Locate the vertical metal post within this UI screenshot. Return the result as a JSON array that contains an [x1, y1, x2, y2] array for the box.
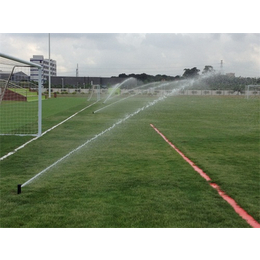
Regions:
[[97, 85, 100, 101], [38, 67, 42, 137], [48, 33, 51, 98], [220, 60, 223, 74], [246, 85, 249, 100]]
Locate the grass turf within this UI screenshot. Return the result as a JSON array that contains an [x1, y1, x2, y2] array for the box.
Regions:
[[0, 95, 259, 227], [0, 97, 89, 156], [9, 88, 45, 101]]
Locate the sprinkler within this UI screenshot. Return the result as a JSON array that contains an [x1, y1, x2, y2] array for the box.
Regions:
[[17, 184, 22, 194]]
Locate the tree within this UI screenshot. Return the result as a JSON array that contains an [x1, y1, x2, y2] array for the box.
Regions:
[[182, 67, 200, 78], [202, 65, 215, 74], [118, 73, 128, 78]]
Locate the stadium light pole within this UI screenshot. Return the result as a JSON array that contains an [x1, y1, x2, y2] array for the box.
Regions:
[[48, 33, 51, 98], [38, 67, 42, 136]]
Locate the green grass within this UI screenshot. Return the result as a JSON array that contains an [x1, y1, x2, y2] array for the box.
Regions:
[[0, 91, 48, 135], [0, 100, 38, 134], [0, 97, 88, 154], [9, 88, 45, 102], [9, 88, 31, 97], [0, 95, 259, 227]]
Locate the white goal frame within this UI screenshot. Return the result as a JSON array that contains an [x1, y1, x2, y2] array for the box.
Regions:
[[245, 85, 260, 99], [0, 52, 42, 137]]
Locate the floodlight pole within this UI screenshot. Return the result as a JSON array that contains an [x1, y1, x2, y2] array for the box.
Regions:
[[48, 33, 51, 98], [38, 67, 42, 137]]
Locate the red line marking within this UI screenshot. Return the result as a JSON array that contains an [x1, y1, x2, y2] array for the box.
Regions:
[[150, 124, 260, 228]]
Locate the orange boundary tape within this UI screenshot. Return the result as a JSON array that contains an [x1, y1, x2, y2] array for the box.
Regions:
[[150, 123, 260, 228]]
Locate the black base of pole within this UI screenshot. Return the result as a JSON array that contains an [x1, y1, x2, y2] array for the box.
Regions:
[[17, 184, 21, 194]]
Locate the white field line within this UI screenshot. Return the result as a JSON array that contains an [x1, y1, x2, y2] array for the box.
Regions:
[[21, 94, 169, 187], [0, 101, 98, 161]]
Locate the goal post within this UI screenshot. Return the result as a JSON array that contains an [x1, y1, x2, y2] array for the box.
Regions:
[[0, 52, 42, 137], [245, 85, 260, 99]]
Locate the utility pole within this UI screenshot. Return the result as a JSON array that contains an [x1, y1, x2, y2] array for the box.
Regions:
[[76, 64, 79, 77], [220, 60, 223, 74]]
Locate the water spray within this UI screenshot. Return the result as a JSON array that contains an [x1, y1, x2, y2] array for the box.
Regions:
[[93, 82, 169, 114], [19, 92, 169, 190], [18, 76, 213, 191], [103, 78, 137, 104], [93, 93, 137, 114]]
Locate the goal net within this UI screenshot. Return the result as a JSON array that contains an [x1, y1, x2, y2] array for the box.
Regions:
[[0, 53, 43, 136], [245, 85, 260, 99]]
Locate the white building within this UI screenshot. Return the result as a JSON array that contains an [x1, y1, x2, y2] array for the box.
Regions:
[[30, 55, 56, 83]]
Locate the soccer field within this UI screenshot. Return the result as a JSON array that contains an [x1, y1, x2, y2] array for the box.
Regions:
[[0, 94, 259, 227]]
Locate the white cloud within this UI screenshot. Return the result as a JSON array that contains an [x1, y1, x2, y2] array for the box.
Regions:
[[0, 33, 259, 78]]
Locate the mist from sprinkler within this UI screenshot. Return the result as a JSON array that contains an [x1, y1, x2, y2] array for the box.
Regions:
[[103, 77, 137, 104], [93, 81, 169, 114]]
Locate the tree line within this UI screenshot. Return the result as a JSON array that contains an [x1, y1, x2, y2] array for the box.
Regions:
[[115, 66, 260, 91]]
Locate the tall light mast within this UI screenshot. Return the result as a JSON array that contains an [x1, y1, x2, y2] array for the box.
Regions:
[[48, 33, 51, 98]]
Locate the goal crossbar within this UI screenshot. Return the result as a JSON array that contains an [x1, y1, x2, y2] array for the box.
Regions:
[[0, 52, 42, 68]]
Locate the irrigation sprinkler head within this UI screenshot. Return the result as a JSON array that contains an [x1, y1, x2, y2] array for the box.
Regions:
[[93, 111, 95, 114], [17, 184, 21, 194]]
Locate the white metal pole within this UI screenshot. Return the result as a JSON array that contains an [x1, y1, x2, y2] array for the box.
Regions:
[[48, 33, 51, 98], [0, 52, 41, 68], [97, 85, 100, 101], [38, 67, 42, 137]]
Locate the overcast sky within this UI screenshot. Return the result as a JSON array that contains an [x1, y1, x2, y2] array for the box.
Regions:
[[1, 33, 259, 78]]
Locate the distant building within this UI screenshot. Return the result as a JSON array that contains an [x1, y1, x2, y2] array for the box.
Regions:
[[0, 71, 30, 81], [12, 71, 30, 82], [30, 55, 56, 83], [226, 73, 235, 77], [0, 71, 9, 80]]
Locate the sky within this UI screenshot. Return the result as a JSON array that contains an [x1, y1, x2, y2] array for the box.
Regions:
[[1, 33, 259, 78]]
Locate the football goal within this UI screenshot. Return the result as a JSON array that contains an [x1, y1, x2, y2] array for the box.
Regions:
[[245, 85, 260, 99], [0, 53, 43, 136]]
